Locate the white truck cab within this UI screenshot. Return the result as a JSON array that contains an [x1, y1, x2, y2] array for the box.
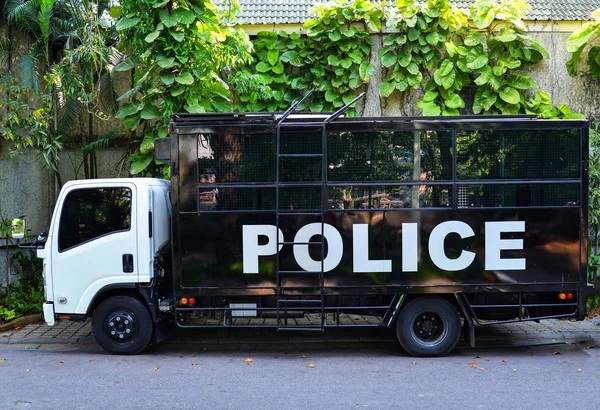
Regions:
[[37, 178, 170, 336]]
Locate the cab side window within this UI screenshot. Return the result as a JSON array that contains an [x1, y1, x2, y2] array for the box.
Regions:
[[58, 188, 132, 252]]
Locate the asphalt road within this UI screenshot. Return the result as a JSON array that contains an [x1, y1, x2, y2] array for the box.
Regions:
[[1, 341, 599, 409]]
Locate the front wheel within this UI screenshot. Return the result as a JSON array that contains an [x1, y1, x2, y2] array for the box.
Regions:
[[396, 296, 461, 357], [92, 296, 153, 355]]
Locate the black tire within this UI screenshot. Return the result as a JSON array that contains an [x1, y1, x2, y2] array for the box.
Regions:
[[396, 296, 461, 357], [92, 296, 153, 355]]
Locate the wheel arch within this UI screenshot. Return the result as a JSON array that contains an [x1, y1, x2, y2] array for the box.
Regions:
[[86, 284, 146, 317]]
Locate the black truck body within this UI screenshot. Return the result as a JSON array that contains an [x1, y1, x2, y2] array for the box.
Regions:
[[157, 112, 589, 356]]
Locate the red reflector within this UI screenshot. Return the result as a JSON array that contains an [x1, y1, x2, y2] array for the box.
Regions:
[[58, 315, 70, 319], [189, 298, 196, 306], [567, 292, 574, 300]]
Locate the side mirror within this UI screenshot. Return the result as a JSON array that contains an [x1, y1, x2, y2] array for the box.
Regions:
[[11, 218, 25, 240], [36, 232, 48, 244]]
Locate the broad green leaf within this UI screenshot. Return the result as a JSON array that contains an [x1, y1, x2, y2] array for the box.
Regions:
[[509, 74, 538, 90], [422, 90, 438, 102], [171, 87, 185, 97], [408, 28, 420, 42], [158, 127, 168, 138], [115, 17, 140, 31], [279, 50, 295, 63], [464, 32, 486, 47], [445, 41, 458, 57], [406, 62, 419, 75], [381, 51, 397, 68], [267, 50, 279, 66], [342, 93, 357, 105], [406, 72, 422, 88], [156, 56, 176, 69], [145, 30, 161, 43], [566, 49, 582, 77], [493, 29, 517, 43], [115, 101, 143, 119], [178, 10, 195, 24], [256, 62, 271, 73], [417, 101, 441, 116], [340, 58, 353, 69], [328, 55, 340, 67], [328, 29, 342, 42], [426, 32, 440, 46], [442, 108, 460, 116], [151, 0, 169, 8], [141, 105, 162, 120], [437, 60, 454, 77], [379, 81, 396, 97], [444, 93, 465, 109], [349, 71, 361, 88], [499, 87, 520, 104], [123, 114, 141, 130], [589, 46, 600, 78], [473, 7, 495, 29], [325, 89, 337, 102], [140, 134, 155, 154], [359, 62, 375, 82], [466, 50, 488, 70], [116, 87, 139, 102], [310, 102, 324, 112], [398, 53, 411, 68], [159, 10, 178, 28], [130, 155, 153, 175], [115, 57, 139, 72], [474, 66, 493, 86], [566, 23, 596, 53], [175, 72, 194, 85], [396, 80, 408, 92], [169, 29, 184, 42], [271, 61, 284, 74]]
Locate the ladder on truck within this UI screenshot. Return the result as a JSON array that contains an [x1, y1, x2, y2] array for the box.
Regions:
[[274, 90, 365, 331]]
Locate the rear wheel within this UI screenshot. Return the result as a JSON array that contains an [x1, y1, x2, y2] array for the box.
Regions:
[[396, 296, 461, 357], [92, 296, 153, 355]]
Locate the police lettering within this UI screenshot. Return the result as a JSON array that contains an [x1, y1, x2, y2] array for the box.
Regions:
[[242, 221, 525, 274]]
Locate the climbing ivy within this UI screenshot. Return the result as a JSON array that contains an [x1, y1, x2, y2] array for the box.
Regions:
[[236, 0, 580, 120], [566, 9, 600, 78], [113, 0, 252, 175], [235, 0, 384, 114]]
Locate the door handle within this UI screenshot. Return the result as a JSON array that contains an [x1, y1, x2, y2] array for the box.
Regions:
[[123, 254, 134, 273]]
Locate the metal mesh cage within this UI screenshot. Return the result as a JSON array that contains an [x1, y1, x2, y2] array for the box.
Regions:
[[327, 185, 451, 209], [456, 129, 580, 180], [198, 187, 276, 211], [327, 130, 453, 182], [197, 132, 276, 184], [457, 183, 580, 208]]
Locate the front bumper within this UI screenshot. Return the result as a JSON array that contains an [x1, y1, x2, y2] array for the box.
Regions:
[[43, 302, 55, 326]]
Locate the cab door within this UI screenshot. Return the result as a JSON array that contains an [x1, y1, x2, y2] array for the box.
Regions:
[[50, 183, 138, 315]]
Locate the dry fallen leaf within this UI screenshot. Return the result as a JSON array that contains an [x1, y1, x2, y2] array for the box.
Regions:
[[15, 326, 22, 330], [191, 363, 198, 366], [26, 369, 30, 372], [479, 367, 485, 371], [586, 346, 595, 350], [58, 360, 64, 364], [469, 362, 477, 369], [307, 364, 315, 368], [412, 361, 417, 365], [552, 352, 561, 356], [0, 358, 5, 362], [244, 358, 254, 363], [89, 360, 95, 363], [502, 360, 507, 364], [153, 367, 159, 371]]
